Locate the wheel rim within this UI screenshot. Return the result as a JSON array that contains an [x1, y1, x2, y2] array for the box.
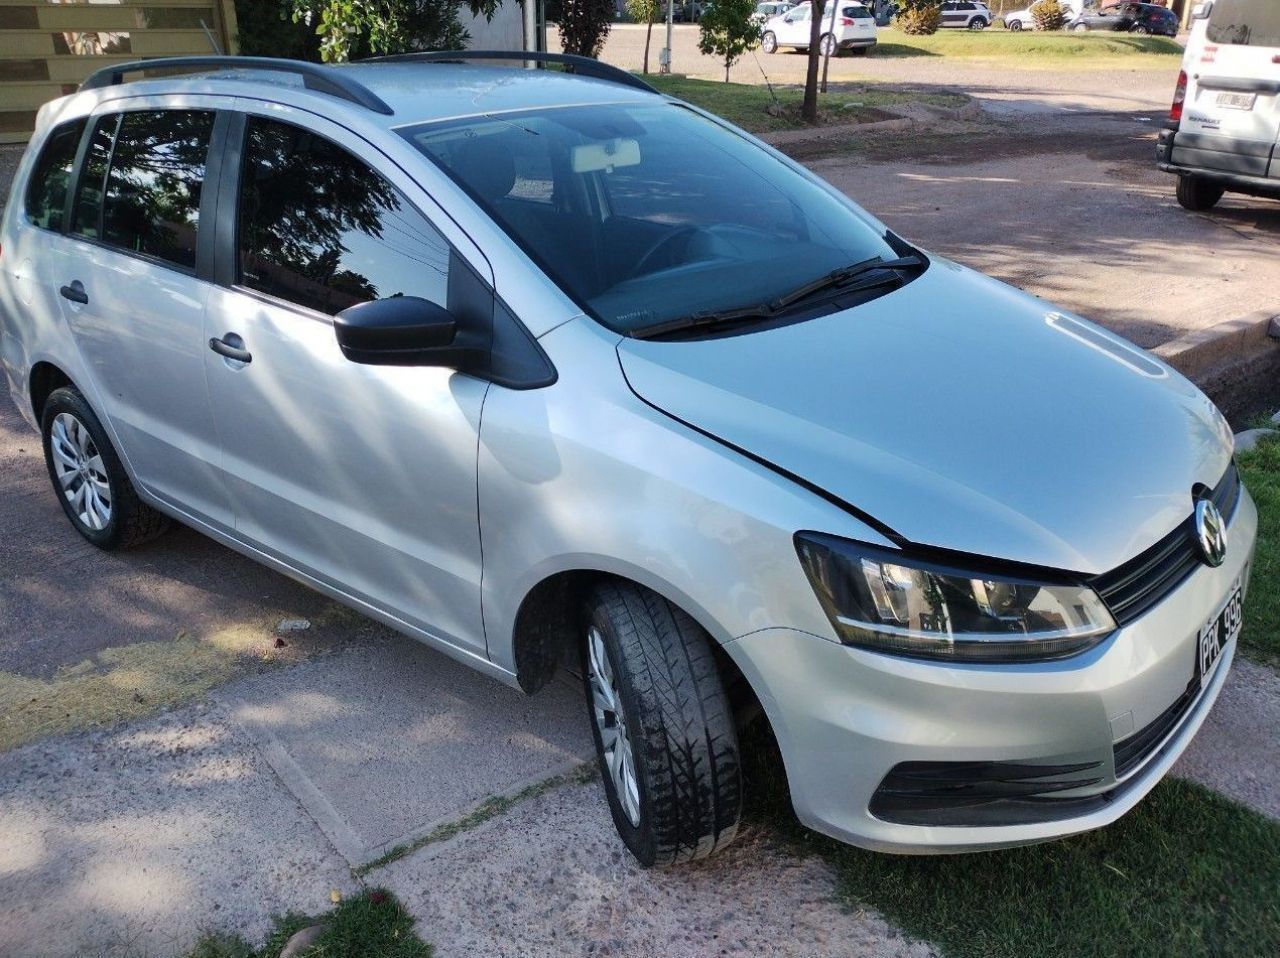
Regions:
[[821, 36, 834, 54], [763, 32, 775, 51], [50, 412, 112, 531], [587, 625, 641, 827]]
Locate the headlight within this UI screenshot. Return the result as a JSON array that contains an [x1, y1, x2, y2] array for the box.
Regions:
[[795, 532, 1116, 663]]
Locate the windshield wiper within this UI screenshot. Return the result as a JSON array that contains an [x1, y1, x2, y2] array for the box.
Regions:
[[627, 255, 925, 341], [767, 254, 924, 312]]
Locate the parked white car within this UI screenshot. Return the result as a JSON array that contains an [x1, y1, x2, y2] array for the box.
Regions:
[[1002, 0, 1085, 30], [761, 1, 878, 55], [939, 0, 993, 29], [752, 1, 795, 25]]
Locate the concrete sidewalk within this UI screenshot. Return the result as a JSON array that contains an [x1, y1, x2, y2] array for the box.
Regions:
[[1, 617, 1277, 958]]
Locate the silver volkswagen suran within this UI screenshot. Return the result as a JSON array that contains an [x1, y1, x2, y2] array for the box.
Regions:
[[0, 53, 1255, 865]]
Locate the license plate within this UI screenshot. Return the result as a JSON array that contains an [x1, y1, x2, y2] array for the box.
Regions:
[[1198, 578, 1242, 689], [1216, 92, 1256, 111]]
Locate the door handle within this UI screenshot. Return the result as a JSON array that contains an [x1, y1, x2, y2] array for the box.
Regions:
[[209, 333, 252, 364], [59, 280, 88, 305]]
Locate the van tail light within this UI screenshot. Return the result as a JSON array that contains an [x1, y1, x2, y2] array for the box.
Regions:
[[1169, 70, 1187, 127], [840, 16, 854, 24]]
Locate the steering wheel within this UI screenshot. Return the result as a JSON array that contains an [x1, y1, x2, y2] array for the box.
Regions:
[[631, 226, 701, 279]]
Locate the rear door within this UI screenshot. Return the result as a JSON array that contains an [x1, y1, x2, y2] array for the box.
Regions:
[[1179, 0, 1280, 178], [202, 106, 489, 656], [59, 104, 234, 528]]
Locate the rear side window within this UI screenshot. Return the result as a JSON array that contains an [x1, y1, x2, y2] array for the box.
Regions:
[[1208, 0, 1280, 46], [236, 116, 451, 316], [101, 110, 215, 269], [71, 114, 117, 240], [24, 118, 85, 231]]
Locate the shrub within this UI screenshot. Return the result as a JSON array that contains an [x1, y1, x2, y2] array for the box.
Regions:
[[895, 1, 941, 35], [1030, 0, 1067, 30]]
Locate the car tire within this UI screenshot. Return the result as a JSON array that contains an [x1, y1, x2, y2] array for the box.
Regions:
[[819, 33, 838, 56], [1176, 174, 1225, 211], [1072, 21, 1089, 31], [41, 386, 170, 550], [1130, 23, 1150, 34], [969, 17, 988, 30], [1007, 18, 1023, 30], [761, 30, 778, 53], [581, 581, 742, 867]]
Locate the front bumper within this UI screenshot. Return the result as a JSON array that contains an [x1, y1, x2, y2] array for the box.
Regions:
[[725, 487, 1258, 853]]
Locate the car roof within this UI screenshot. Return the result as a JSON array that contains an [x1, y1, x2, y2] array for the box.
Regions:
[[71, 59, 664, 131]]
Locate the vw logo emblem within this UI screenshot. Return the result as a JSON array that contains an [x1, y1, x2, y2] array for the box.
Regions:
[[1194, 499, 1227, 568]]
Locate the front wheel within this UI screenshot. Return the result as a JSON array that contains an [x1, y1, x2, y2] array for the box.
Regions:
[[1072, 21, 1089, 31], [581, 581, 742, 866], [1176, 174, 1225, 211], [969, 17, 988, 30], [41, 386, 170, 550], [1007, 18, 1023, 30], [761, 30, 778, 53]]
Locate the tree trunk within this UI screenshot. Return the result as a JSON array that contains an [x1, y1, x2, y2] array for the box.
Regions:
[[802, 0, 826, 121], [643, 17, 653, 73], [725, 57, 730, 82]]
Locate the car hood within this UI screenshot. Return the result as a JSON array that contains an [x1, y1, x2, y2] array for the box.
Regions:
[[616, 261, 1234, 575]]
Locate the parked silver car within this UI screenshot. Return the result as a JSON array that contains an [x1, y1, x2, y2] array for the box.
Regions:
[[0, 53, 1255, 866]]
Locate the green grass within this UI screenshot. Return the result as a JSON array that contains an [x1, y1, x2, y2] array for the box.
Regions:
[[643, 74, 967, 133], [184, 889, 431, 958], [743, 728, 1280, 958], [1238, 433, 1280, 665], [872, 25, 1184, 61]]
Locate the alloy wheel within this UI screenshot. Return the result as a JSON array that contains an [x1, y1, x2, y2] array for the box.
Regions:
[[50, 412, 112, 531], [587, 625, 641, 827]]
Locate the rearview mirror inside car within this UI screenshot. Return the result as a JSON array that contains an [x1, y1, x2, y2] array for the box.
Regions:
[[333, 296, 458, 366], [571, 138, 641, 174]]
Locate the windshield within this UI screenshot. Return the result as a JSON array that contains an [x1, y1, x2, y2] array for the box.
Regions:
[[400, 102, 902, 335]]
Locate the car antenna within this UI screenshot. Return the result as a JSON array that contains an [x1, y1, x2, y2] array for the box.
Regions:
[[199, 19, 223, 55]]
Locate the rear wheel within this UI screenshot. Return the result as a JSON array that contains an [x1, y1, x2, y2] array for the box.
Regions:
[[581, 581, 742, 866], [41, 386, 170, 550], [1072, 21, 1089, 31], [1176, 174, 1225, 211], [1007, 18, 1023, 30], [969, 17, 988, 30], [761, 30, 778, 53], [1130, 22, 1150, 34], [819, 33, 838, 55]]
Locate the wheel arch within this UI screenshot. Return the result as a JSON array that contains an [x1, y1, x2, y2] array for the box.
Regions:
[[28, 360, 74, 423]]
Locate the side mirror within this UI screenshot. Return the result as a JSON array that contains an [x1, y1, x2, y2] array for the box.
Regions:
[[333, 296, 458, 366], [1192, 1, 1211, 19]]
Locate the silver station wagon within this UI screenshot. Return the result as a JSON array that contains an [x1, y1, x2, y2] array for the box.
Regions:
[[0, 53, 1256, 866]]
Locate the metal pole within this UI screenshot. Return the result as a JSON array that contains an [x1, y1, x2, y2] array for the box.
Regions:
[[523, 0, 538, 67], [661, 0, 674, 74]]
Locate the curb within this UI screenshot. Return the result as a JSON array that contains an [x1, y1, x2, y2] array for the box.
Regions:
[[1152, 309, 1280, 426]]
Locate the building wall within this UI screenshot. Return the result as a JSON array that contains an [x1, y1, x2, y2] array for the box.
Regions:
[[0, 0, 238, 143]]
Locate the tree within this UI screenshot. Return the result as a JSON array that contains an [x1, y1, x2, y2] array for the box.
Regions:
[[287, 0, 503, 62], [698, 0, 762, 82], [801, 0, 827, 121], [559, 0, 615, 58], [625, 0, 661, 73], [1030, 0, 1067, 30]]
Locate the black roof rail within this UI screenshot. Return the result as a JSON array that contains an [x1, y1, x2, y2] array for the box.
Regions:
[[78, 56, 395, 116], [360, 50, 659, 94]]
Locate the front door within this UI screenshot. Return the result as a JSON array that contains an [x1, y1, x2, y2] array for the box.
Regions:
[[203, 109, 489, 655], [778, 4, 812, 44]]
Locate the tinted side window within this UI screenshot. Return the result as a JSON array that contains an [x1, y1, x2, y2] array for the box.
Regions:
[[237, 117, 450, 316], [24, 118, 85, 231], [100, 110, 214, 269], [71, 114, 117, 239]]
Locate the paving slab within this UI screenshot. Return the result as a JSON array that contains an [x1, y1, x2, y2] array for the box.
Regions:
[[214, 632, 593, 868], [378, 778, 937, 958], [0, 703, 357, 958], [1175, 657, 1280, 821]]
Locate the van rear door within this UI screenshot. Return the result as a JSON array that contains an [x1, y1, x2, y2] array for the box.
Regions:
[[1176, 0, 1280, 179]]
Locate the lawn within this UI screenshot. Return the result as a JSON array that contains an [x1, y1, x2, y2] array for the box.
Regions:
[[643, 73, 967, 134], [871, 25, 1184, 62], [1238, 433, 1280, 665]]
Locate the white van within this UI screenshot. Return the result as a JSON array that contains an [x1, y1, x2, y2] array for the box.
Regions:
[[1156, 0, 1280, 210]]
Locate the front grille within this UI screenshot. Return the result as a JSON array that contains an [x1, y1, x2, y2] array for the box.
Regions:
[[1090, 463, 1240, 627], [1113, 676, 1199, 780], [869, 759, 1104, 826]]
